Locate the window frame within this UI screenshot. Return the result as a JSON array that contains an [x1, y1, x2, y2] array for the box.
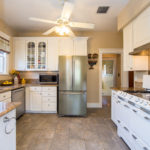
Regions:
[[0, 52, 9, 75]]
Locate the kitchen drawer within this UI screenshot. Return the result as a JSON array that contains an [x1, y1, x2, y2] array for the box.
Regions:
[[118, 124, 132, 149], [3, 98, 11, 103], [30, 87, 41, 92], [131, 131, 150, 150], [42, 102, 56, 112], [42, 91, 56, 97], [0, 91, 11, 101], [42, 97, 56, 103], [42, 87, 57, 92]]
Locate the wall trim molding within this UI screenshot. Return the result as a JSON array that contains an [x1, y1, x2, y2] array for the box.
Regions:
[[87, 103, 101, 108]]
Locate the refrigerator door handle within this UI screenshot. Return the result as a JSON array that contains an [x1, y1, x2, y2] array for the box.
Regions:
[[59, 91, 86, 95]]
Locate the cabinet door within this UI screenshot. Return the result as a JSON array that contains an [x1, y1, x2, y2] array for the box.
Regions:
[[59, 37, 74, 56], [26, 41, 36, 70], [74, 37, 87, 56], [13, 38, 26, 71], [47, 38, 59, 71], [111, 91, 117, 124], [30, 91, 42, 111], [123, 23, 133, 71], [37, 41, 47, 70], [133, 6, 150, 48]]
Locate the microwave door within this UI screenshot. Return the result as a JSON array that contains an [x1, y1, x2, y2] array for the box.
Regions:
[[59, 56, 73, 91]]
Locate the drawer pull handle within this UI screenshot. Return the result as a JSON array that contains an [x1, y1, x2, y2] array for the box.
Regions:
[[3, 117, 16, 123], [132, 109, 137, 113], [124, 104, 129, 109], [144, 116, 150, 121], [5, 126, 14, 135], [132, 134, 137, 140], [123, 127, 129, 132], [117, 120, 120, 123]]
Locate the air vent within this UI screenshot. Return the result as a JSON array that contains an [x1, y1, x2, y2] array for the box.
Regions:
[[97, 6, 109, 14]]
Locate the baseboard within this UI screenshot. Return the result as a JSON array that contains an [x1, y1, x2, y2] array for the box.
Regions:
[[87, 103, 102, 108]]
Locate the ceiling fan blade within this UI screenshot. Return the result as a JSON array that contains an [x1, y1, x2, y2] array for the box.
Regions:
[[69, 22, 95, 29], [61, 2, 74, 20], [43, 26, 56, 35], [68, 28, 75, 37], [29, 17, 57, 24]]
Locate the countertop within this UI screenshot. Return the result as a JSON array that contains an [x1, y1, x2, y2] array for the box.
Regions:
[[0, 102, 21, 117], [0, 83, 58, 93], [112, 87, 150, 101]]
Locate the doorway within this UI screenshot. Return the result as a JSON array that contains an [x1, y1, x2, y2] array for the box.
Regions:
[[102, 54, 121, 106], [99, 49, 128, 108]]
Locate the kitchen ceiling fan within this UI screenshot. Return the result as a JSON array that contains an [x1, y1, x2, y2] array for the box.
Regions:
[[29, 1, 95, 36]]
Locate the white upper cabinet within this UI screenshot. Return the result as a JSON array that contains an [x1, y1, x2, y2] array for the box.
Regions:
[[58, 37, 74, 56], [13, 37, 88, 71], [133, 6, 150, 49], [47, 38, 59, 71], [73, 37, 88, 56], [26, 39, 47, 71], [58, 37, 88, 56], [123, 22, 134, 71], [13, 38, 26, 71]]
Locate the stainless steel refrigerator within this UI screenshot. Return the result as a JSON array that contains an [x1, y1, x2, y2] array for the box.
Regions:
[[58, 56, 87, 116]]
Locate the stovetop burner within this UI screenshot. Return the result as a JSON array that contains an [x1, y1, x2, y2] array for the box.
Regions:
[[123, 90, 150, 94]]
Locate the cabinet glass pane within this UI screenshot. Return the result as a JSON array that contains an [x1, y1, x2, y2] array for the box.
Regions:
[[27, 42, 36, 69], [38, 42, 46, 69]]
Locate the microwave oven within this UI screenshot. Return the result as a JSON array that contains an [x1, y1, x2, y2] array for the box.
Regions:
[[39, 73, 59, 84]]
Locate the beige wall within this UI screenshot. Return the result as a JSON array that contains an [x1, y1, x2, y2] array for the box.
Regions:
[[14, 31, 123, 103], [118, 0, 150, 30], [0, 19, 16, 80]]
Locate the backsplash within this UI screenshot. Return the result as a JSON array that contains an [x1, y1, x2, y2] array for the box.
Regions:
[[134, 71, 148, 88]]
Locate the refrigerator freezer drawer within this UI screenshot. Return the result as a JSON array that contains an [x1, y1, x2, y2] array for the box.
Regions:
[[59, 92, 87, 116]]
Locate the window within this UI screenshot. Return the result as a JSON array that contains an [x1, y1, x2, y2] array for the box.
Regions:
[[0, 52, 7, 74]]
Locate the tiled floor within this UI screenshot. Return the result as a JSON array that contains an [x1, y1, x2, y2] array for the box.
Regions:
[[16, 99, 130, 150]]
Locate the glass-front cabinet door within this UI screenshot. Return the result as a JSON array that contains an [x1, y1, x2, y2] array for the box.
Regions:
[[38, 42, 46, 70], [27, 42, 36, 70], [26, 40, 47, 70]]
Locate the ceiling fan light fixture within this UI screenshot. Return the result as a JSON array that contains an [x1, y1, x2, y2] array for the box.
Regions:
[[55, 25, 71, 35]]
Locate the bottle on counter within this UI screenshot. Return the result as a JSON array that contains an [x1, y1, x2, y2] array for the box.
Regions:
[[21, 78, 26, 84]]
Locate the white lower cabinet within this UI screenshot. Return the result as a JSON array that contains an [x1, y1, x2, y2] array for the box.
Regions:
[[0, 91, 11, 103], [27, 86, 57, 113], [0, 110, 16, 150], [111, 90, 150, 150], [30, 91, 42, 111]]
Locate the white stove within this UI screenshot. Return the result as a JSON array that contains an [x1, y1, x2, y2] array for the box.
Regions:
[[116, 90, 150, 114]]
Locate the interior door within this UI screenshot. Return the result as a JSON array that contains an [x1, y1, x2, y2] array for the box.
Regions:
[[59, 56, 73, 91], [73, 56, 87, 91]]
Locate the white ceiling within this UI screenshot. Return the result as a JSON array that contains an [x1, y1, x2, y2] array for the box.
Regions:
[[0, 0, 129, 32]]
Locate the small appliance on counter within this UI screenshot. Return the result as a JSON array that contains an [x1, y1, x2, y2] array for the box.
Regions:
[[39, 72, 59, 85]]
